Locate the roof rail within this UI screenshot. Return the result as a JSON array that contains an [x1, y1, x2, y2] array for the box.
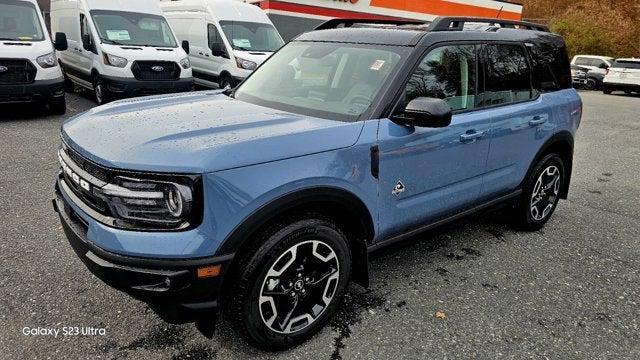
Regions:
[[428, 17, 549, 32], [314, 18, 427, 31]]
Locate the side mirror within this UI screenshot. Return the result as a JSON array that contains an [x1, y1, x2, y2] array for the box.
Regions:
[[181, 40, 190, 55], [599, 63, 609, 69], [54, 32, 68, 51], [210, 42, 228, 58], [393, 97, 452, 128]]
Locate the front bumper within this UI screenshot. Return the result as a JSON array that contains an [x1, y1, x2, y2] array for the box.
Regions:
[[101, 75, 194, 98], [0, 77, 64, 104], [53, 180, 232, 322]]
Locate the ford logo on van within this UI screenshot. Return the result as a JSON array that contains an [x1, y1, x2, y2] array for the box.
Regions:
[[151, 66, 164, 72], [0, 66, 8, 73]]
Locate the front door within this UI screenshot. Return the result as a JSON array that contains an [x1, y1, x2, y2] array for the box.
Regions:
[[377, 44, 491, 239]]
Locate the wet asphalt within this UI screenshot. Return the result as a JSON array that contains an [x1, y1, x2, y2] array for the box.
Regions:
[[0, 90, 638, 359]]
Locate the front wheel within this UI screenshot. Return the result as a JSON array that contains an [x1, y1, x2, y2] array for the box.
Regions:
[[584, 78, 597, 91], [514, 153, 565, 231], [227, 217, 351, 350], [219, 75, 234, 91], [93, 76, 111, 105]]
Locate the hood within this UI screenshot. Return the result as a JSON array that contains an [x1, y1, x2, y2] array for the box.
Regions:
[[1, 40, 53, 60], [232, 49, 273, 66], [62, 91, 364, 173], [100, 43, 188, 62]]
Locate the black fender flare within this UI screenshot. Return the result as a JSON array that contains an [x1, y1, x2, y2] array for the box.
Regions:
[[216, 187, 375, 288], [522, 130, 574, 199]]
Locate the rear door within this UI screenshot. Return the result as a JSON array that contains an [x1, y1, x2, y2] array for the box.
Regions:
[[479, 43, 554, 199]]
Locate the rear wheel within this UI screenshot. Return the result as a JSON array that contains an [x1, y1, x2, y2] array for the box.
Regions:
[[514, 153, 565, 231], [227, 216, 351, 350]]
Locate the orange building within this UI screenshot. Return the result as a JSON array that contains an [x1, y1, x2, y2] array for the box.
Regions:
[[247, 0, 524, 40]]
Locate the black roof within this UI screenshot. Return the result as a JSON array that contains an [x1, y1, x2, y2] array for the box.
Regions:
[[296, 17, 555, 47]]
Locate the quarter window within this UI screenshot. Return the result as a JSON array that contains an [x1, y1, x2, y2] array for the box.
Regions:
[[482, 44, 533, 106], [403, 45, 477, 112]]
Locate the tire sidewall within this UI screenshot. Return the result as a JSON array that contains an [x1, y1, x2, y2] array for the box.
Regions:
[[240, 219, 351, 349], [521, 154, 565, 229]]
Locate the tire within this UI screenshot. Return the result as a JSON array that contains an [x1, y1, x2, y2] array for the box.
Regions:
[[219, 75, 234, 90], [514, 153, 565, 231], [49, 96, 66, 115], [603, 86, 612, 95], [227, 216, 352, 350], [93, 76, 110, 105], [584, 78, 597, 91]]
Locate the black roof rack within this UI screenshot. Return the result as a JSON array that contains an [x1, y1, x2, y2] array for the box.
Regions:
[[428, 17, 549, 32], [314, 18, 427, 31]]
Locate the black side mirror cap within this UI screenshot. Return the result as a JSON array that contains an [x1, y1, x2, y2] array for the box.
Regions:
[[210, 42, 229, 59], [54, 32, 68, 51], [181, 40, 190, 55], [393, 97, 452, 128], [81, 34, 92, 51]]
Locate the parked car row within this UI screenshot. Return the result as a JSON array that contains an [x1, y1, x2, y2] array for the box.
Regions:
[[0, 0, 283, 113]]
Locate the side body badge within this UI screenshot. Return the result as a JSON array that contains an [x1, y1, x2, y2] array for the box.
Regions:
[[392, 181, 405, 196]]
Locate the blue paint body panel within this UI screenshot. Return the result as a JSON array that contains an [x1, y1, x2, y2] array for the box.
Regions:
[[58, 80, 581, 260]]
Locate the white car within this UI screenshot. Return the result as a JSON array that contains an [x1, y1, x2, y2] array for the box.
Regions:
[[51, 0, 193, 105], [603, 58, 640, 95], [571, 55, 615, 90], [0, 0, 68, 114], [160, 0, 285, 90]]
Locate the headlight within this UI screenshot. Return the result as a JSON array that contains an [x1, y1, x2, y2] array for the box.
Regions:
[[36, 52, 57, 68], [179, 57, 191, 69], [103, 52, 128, 68], [236, 57, 257, 71], [95, 176, 197, 229]]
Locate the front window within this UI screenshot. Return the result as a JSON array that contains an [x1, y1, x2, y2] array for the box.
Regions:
[[90, 10, 177, 48], [220, 21, 284, 52], [234, 42, 405, 122], [0, 0, 44, 41]]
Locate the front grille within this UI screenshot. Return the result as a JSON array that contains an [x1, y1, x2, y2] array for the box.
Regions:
[[0, 59, 37, 84], [131, 61, 180, 81], [64, 145, 110, 183], [60, 145, 112, 214]]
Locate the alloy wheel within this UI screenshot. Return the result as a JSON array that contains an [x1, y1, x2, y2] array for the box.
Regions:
[[258, 240, 340, 334], [530, 165, 561, 221]]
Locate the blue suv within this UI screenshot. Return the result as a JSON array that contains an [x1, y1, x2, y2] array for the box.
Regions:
[[54, 17, 582, 349]]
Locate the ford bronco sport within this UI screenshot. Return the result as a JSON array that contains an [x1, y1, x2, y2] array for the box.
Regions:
[[54, 17, 582, 349]]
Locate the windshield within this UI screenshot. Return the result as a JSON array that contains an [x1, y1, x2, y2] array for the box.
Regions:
[[612, 60, 640, 69], [220, 21, 283, 52], [0, 0, 44, 41], [90, 10, 177, 47], [235, 42, 405, 121]]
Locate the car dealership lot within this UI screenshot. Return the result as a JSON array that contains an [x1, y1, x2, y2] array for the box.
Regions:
[[1, 91, 638, 359]]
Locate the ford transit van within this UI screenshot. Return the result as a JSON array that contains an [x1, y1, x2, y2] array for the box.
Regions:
[[0, 0, 68, 114], [160, 0, 284, 89], [51, 0, 193, 104]]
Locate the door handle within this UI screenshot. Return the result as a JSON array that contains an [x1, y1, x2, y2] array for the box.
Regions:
[[529, 116, 547, 127], [460, 130, 485, 143]]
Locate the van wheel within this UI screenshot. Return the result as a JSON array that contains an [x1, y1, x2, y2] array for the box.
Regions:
[[514, 153, 565, 231], [219, 75, 234, 90], [93, 77, 110, 105], [49, 96, 66, 115], [227, 216, 351, 350]]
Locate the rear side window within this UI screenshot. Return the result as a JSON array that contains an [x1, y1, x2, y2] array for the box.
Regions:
[[527, 36, 572, 92], [611, 60, 640, 69], [481, 44, 533, 106], [574, 57, 592, 66]]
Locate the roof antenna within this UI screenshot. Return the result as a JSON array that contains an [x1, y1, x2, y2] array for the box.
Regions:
[[496, 6, 503, 19]]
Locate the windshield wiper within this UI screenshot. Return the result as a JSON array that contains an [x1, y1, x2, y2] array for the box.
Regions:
[[0, 37, 19, 41]]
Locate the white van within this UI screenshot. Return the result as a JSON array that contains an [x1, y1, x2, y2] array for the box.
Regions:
[[51, 0, 193, 105], [0, 0, 68, 114], [160, 0, 284, 89]]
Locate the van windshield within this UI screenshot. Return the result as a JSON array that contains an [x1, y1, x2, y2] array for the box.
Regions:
[[220, 21, 284, 52], [0, 0, 44, 41], [91, 10, 177, 48], [234, 42, 405, 122]]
